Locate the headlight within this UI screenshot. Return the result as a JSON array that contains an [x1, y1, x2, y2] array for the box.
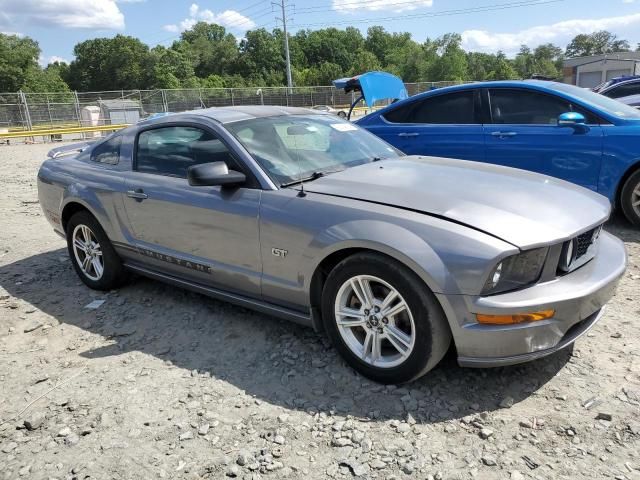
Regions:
[[482, 247, 548, 295]]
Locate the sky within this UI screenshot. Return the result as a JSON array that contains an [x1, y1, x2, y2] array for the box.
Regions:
[[1, 0, 639, 66]]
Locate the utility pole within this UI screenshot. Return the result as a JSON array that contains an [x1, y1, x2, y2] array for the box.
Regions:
[[273, 0, 293, 91]]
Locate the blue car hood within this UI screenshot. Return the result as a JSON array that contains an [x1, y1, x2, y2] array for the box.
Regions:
[[305, 156, 611, 249]]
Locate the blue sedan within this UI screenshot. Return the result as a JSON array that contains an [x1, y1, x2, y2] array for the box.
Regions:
[[356, 80, 640, 226]]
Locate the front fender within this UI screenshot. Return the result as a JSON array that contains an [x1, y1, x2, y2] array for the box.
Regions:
[[306, 220, 454, 294]]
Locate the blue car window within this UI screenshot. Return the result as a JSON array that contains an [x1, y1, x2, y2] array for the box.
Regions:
[[384, 91, 477, 124], [488, 89, 598, 125]]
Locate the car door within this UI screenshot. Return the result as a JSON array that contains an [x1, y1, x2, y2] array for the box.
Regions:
[[483, 88, 604, 191], [122, 124, 262, 297], [364, 89, 485, 161]]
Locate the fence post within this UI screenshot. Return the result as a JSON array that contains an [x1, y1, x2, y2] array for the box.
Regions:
[[161, 89, 169, 113], [230, 88, 235, 106], [18, 90, 33, 132], [73, 91, 82, 127]]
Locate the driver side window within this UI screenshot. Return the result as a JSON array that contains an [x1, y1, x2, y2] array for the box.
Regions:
[[136, 126, 238, 178]]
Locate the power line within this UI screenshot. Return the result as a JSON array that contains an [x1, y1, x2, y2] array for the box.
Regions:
[[294, 0, 434, 13], [293, 0, 567, 27]]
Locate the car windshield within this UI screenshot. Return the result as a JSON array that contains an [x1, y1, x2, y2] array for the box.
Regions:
[[553, 83, 640, 119], [226, 114, 401, 186]]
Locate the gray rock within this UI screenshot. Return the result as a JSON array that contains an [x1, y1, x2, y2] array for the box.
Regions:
[[64, 433, 80, 446], [179, 431, 194, 441], [226, 465, 240, 477], [482, 455, 497, 466], [479, 428, 494, 439], [197, 424, 210, 435], [596, 413, 613, 421], [401, 462, 415, 474], [1, 442, 17, 453], [23, 321, 43, 333], [499, 396, 515, 408], [510, 471, 525, 480], [273, 434, 286, 445], [24, 412, 45, 430], [369, 459, 386, 470], [57, 427, 72, 437], [237, 451, 252, 466]]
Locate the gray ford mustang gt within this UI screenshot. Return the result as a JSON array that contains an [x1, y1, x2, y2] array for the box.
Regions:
[[38, 106, 627, 383]]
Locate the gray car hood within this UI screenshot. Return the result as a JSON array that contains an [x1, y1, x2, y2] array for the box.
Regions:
[[305, 156, 611, 249]]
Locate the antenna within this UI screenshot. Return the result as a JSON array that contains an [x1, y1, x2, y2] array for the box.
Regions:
[[290, 124, 306, 197]]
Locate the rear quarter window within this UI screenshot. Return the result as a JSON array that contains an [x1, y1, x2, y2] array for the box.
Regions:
[[91, 136, 121, 165]]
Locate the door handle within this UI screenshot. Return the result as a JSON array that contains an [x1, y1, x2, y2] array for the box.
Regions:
[[126, 189, 148, 200], [491, 131, 518, 138], [398, 132, 419, 137]]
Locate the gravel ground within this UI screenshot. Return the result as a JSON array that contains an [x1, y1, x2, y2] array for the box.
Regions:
[[0, 142, 639, 480]]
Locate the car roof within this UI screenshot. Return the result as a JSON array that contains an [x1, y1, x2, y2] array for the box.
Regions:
[[157, 105, 321, 124]]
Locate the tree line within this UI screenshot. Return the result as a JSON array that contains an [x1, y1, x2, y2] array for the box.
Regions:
[[0, 25, 635, 93]]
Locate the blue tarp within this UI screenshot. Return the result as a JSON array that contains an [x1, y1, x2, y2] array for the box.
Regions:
[[332, 71, 408, 107]]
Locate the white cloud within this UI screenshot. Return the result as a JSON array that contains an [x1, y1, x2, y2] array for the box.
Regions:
[[1, 0, 124, 30], [163, 3, 255, 33], [38, 55, 69, 66], [462, 13, 640, 55], [332, 0, 432, 13]]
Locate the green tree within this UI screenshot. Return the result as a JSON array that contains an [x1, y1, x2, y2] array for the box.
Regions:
[[23, 65, 70, 92], [150, 46, 196, 89], [66, 35, 153, 91], [485, 52, 519, 80], [176, 22, 238, 78], [237, 28, 284, 85], [427, 34, 469, 81], [0, 34, 41, 92], [566, 30, 630, 57]]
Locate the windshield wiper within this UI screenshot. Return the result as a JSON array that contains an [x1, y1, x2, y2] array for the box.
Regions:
[[280, 168, 344, 188]]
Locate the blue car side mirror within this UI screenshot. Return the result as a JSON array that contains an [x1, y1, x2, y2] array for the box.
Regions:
[[558, 112, 587, 127]]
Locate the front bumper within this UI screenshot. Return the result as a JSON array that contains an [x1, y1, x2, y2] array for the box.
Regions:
[[436, 231, 627, 368]]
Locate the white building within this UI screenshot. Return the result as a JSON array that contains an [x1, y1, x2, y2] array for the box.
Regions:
[[563, 52, 640, 88]]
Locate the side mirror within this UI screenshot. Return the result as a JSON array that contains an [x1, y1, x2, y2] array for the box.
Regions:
[[558, 112, 587, 128], [187, 161, 246, 187]]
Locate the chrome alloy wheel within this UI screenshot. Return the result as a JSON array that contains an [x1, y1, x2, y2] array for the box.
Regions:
[[632, 182, 640, 218], [334, 275, 416, 368], [72, 224, 104, 281]]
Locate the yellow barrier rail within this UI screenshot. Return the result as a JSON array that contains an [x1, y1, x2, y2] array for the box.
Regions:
[[0, 124, 130, 140]]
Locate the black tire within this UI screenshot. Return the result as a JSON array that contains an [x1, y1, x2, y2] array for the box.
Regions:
[[620, 169, 640, 227], [66, 211, 129, 290], [337, 111, 347, 118], [321, 252, 451, 384]]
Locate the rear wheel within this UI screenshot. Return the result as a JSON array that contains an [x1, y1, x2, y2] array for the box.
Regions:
[[66, 211, 128, 290], [621, 170, 640, 227], [322, 253, 451, 384]]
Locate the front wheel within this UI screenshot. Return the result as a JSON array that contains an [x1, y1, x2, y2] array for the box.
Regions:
[[322, 253, 451, 384], [621, 170, 640, 227]]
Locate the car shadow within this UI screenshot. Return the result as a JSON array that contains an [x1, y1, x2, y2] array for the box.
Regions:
[[2, 244, 580, 424]]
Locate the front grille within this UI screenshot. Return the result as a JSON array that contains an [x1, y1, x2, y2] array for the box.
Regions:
[[557, 224, 602, 275], [575, 227, 600, 260]]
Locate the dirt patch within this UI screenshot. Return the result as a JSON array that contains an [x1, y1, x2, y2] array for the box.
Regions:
[[1, 142, 639, 479]]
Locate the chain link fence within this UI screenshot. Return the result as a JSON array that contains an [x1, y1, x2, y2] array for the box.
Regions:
[[0, 82, 464, 132]]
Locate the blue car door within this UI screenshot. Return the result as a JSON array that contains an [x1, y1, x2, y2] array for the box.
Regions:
[[363, 89, 485, 161], [483, 88, 603, 191]]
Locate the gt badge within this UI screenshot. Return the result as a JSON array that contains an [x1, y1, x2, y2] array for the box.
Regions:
[[272, 248, 288, 258]]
